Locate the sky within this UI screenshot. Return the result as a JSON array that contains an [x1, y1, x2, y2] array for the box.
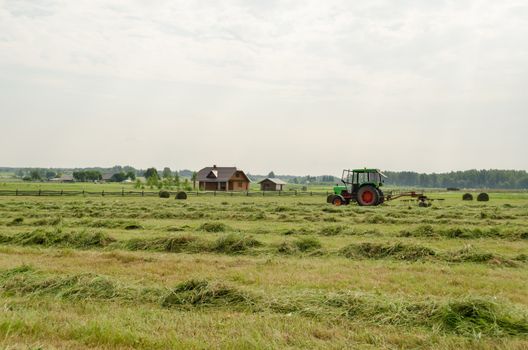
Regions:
[[0, 0, 527, 175]]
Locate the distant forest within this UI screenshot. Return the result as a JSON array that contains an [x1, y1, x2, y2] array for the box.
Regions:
[[383, 169, 528, 189], [1, 167, 528, 189]]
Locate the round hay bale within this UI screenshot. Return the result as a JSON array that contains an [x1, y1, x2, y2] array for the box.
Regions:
[[326, 194, 336, 204], [159, 190, 170, 198], [477, 192, 489, 201], [175, 191, 187, 200], [462, 193, 473, 201]]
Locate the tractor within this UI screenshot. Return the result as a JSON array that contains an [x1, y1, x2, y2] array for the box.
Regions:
[[327, 169, 430, 207]]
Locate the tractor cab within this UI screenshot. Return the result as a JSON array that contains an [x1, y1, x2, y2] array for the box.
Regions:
[[330, 168, 387, 206]]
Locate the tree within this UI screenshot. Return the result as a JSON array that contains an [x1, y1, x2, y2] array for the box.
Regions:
[[191, 171, 197, 190], [173, 173, 180, 189], [145, 168, 159, 180], [30, 170, 42, 181], [126, 171, 136, 180], [268, 171, 276, 178], [110, 172, 127, 182], [147, 174, 159, 189], [162, 167, 173, 179]]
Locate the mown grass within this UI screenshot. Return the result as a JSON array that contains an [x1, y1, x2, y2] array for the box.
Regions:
[[0, 193, 527, 348]]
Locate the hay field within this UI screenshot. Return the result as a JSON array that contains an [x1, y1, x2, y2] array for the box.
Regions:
[[0, 193, 527, 349]]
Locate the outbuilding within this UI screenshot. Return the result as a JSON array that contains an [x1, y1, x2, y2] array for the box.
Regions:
[[258, 178, 287, 191]]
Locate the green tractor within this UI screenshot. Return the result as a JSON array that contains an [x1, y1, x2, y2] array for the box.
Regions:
[[327, 168, 430, 207], [327, 169, 386, 206]]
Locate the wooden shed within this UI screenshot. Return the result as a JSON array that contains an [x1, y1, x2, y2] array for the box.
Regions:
[[258, 178, 287, 191], [196, 165, 250, 191]]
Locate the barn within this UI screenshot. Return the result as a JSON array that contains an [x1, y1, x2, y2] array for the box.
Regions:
[[258, 178, 287, 191], [196, 165, 250, 191]]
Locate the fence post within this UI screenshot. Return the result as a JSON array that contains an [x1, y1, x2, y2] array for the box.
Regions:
[[122, 189, 124, 197], [61, 190, 63, 196], [82, 190, 85, 197], [38, 189, 41, 196], [15, 189, 18, 196], [141, 191, 144, 197], [310, 191, 312, 196], [295, 190, 297, 196]]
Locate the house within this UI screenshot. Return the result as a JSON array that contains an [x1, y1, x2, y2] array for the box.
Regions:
[[196, 165, 250, 191], [258, 178, 287, 191], [49, 174, 74, 183]]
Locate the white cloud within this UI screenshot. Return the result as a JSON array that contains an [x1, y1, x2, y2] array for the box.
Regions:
[[0, 0, 527, 173]]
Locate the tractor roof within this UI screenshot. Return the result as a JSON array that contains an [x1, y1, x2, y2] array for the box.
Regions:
[[351, 168, 387, 177]]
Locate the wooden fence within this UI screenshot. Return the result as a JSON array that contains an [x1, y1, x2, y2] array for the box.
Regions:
[[0, 190, 331, 197]]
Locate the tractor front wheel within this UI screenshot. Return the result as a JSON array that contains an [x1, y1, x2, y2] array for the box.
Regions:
[[357, 186, 380, 206], [332, 196, 345, 206]]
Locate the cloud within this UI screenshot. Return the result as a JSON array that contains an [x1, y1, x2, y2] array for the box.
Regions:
[[0, 0, 527, 172]]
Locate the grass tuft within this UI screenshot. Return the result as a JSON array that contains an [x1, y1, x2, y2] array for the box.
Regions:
[[198, 222, 229, 233], [161, 279, 257, 309], [341, 242, 436, 261]]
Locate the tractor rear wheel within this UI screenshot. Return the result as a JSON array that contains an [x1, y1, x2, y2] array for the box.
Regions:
[[332, 196, 345, 206], [357, 186, 380, 206]]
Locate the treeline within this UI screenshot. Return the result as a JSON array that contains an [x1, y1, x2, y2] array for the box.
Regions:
[[384, 169, 528, 189], [0, 166, 194, 181]]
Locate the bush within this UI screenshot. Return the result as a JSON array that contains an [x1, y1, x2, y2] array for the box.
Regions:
[[176, 191, 187, 200], [159, 190, 170, 198], [477, 193, 489, 201], [462, 193, 473, 201]]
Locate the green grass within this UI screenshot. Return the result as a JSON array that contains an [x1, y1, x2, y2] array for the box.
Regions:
[[0, 192, 527, 348]]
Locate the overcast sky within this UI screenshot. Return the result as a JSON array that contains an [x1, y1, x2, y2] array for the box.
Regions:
[[0, 0, 527, 175]]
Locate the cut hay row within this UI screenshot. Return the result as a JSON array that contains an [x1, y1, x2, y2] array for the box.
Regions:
[[1, 265, 527, 338], [0, 230, 525, 267]]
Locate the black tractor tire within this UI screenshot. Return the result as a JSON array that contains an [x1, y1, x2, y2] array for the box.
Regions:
[[377, 189, 385, 205], [327, 194, 336, 204], [357, 186, 380, 206], [332, 195, 345, 206]]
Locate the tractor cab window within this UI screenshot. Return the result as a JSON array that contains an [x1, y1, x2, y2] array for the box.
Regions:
[[367, 172, 381, 183], [357, 172, 368, 183], [357, 172, 381, 184]]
